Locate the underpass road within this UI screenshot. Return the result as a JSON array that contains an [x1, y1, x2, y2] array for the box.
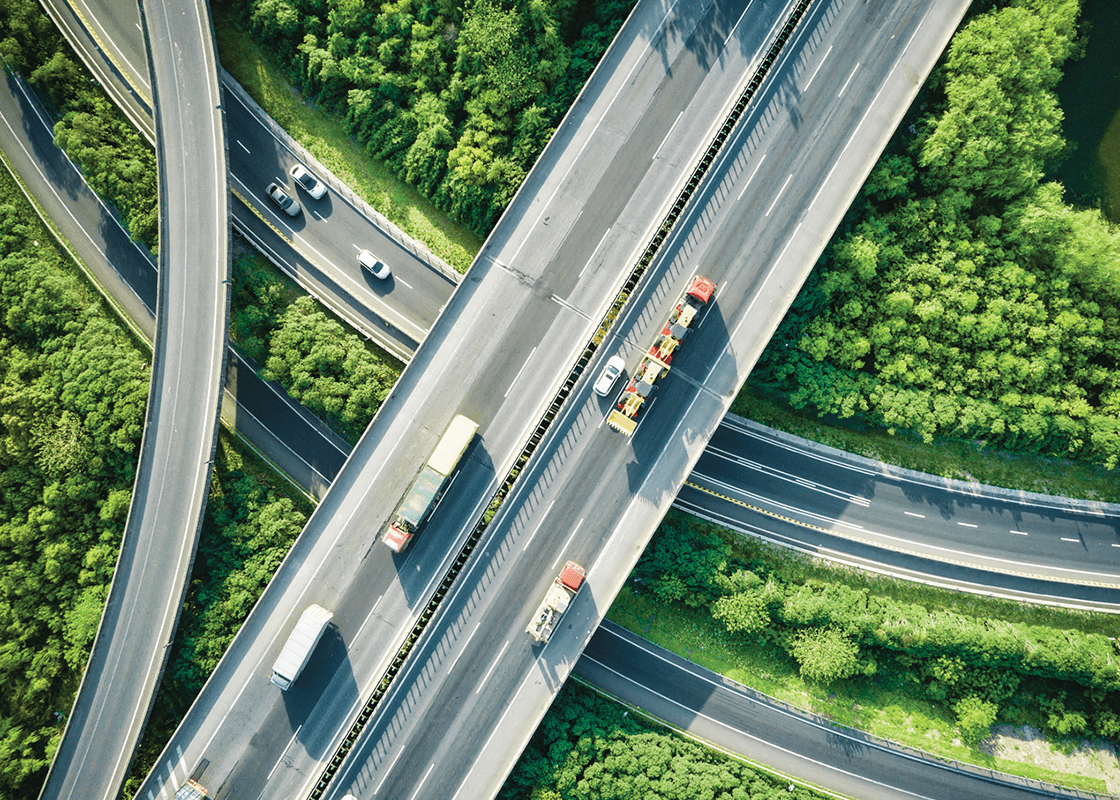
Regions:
[[577, 622, 1071, 800], [46, 0, 458, 361]]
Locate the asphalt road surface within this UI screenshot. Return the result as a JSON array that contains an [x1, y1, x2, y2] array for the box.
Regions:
[[319, 1, 978, 799], [5, 50, 1113, 800], [131, 0, 802, 796], [41, 0, 458, 361], [682, 417, 1120, 610], [36, 0, 230, 798], [19, 1, 1111, 797], [577, 622, 1082, 800]]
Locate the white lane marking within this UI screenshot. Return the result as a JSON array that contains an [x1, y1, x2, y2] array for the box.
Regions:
[[523, 500, 556, 551], [506, 0, 682, 264], [268, 725, 302, 779], [476, 640, 510, 693], [706, 446, 869, 507], [354, 595, 385, 642], [234, 174, 427, 340], [237, 140, 249, 153], [1061, 537, 1079, 543], [653, 112, 683, 160], [764, 174, 793, 217], [1113, 543, 1120, 548], [904, 511, 925, 519], [551, 518, 585, 570], [406, 763, 436, 800], [838, 63, 860, 97], [374, 740, 408, 793], [505, 347, 537, 398], [448, 622, 481, 674], [723, 1, 753, 46], [804, 44, 832, 91], [1010, 530, 1028, 536], [957, 522, 977, 529], [1, 81, 155, 316], [736, 153, 767, 201], [581, 228, 612, 277], [394, 275, 413, 289], [453, 669, 539, 800]]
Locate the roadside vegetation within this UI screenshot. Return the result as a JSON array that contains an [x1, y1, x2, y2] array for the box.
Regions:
[[606, 510, 1120, 795], [213, 0, 482, 274], [231, 243, 403, 444], [501, 681, 831, 800], [742, 0, 1120, 479], [220, 0, 635, 241], [2, 0, 1118, 796], [0, 154, 148, 799], [0, 133, 314, 800], [0, 0, 158, 252]]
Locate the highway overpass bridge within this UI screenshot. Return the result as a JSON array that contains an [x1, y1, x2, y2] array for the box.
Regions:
[[35, 1, 230, 799], [15, 1, 1111, 797]]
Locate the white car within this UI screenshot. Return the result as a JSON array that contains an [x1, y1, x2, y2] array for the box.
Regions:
[[358, 249, 391, 279], [594, 355, 625, 395], [289, 164, 327, 199], [265, 182, 301, 216]]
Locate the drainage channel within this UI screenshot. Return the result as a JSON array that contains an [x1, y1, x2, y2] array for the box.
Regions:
[[307, 1, 815, 795]]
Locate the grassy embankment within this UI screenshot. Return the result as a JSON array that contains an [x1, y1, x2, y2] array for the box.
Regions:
[[608, 516, 1118, 795], [211, 0, 482, 274]]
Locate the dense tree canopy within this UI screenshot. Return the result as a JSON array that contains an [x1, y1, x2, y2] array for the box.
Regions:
[[751, 0, 1120, 469], [503, 682, 825, 799], [239, 0, 635, 236], [0, 170, 149, 797]]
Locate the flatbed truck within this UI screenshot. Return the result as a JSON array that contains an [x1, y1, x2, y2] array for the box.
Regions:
[[526, 561, 585, 643], [607, 274, 715, 435]]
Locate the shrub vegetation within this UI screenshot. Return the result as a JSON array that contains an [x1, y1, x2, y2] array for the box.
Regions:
[[501, 681, 828, 800], [0, 0, 158, 250], [631, 511, 1120, 749], [749, 0, 1120, 470]]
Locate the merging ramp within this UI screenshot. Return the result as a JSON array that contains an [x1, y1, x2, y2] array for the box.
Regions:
[[36, 1, 230, 798]]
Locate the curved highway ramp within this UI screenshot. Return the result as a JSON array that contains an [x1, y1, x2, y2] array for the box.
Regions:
[[36, 1, 230, 799]]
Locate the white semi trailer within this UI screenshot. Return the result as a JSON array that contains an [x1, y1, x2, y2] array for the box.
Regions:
[[270, 604, 333, 690]]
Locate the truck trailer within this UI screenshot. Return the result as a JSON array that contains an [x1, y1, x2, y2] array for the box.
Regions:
[[174, 780, 208, 800], [269, 604, 333, 690], [526, 561, 585, 643], [383, 415, 479, 552], [606, 274, 715, 436]]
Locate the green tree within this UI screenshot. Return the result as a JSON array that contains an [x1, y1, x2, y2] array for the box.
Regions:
[[788, 627, 859, 685], [954, 695, 997, 745]]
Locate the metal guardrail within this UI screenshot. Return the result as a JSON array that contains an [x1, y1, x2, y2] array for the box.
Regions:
[[306, 1, 817, 796]]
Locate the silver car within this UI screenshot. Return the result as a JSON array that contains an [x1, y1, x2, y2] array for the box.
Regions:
[[289, 164, 326, 199], [266, 182, 301, 216], [358, 249, 391, 279]]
